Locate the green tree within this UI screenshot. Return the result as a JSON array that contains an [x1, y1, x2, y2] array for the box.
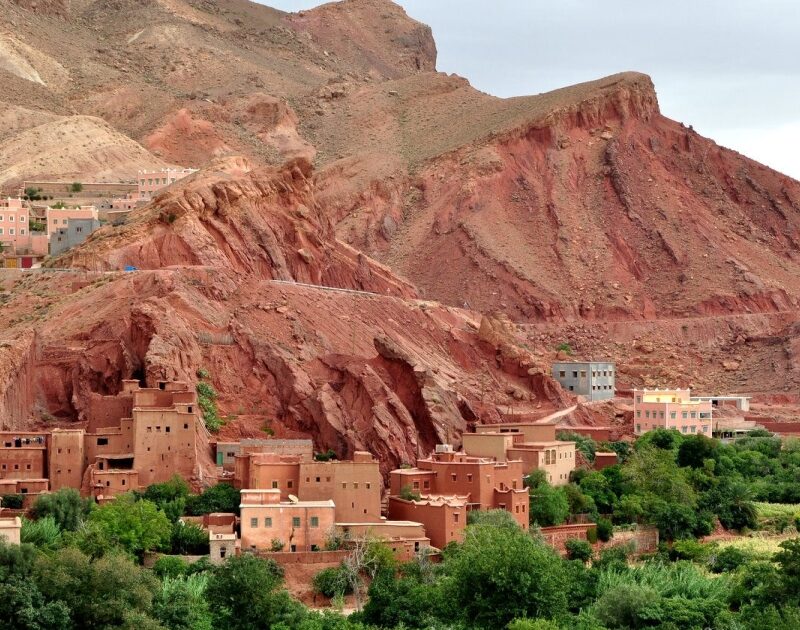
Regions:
[[0, 577, 71, 630], [529, 483, 569, 527], [86, 493, 171, 556], [153, 574, 213, 630], [170, 521, 209, 555], [185, 483, 240, 515], [34, 547, 160, 629], [31, 488, 92, 531], [206, 554, 304, 629], [579, 471, 616, 514], [21, 516, 61, 549], [565, 538, 593, 563], [677, 434, 718, 468], [443, 523, 568, 627], [466, 508, 520, 529]]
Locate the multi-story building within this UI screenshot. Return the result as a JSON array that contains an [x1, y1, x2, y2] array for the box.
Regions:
[[137, 168, 196, 201], [49, 218, 101, 256], [552, 361, 616, 401], [234, 451, 382, 523], [388, 444, 529, 539], [386, 495, 466, 550], [633, 388, 713, 436], [0, 197, 29, 249], [0, 380, 205, 502], [239, 489, 335, 553], [45, 205, 98, 239], [472, 423, 577, 486], [214, 438, 313, 471]]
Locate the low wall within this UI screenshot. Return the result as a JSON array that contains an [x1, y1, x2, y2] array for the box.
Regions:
[[759, 421, 800, 435], [539, 524, 659, 555], [258, 549, 349, 565]]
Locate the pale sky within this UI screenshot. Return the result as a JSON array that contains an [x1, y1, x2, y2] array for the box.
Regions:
[[261, 0, 800, 179]]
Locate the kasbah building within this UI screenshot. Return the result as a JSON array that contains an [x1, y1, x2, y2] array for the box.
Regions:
[[0, 374, 595, 561]]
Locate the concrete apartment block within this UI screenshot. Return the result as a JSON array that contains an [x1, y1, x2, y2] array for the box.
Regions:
[[552, 361, 616, 401]]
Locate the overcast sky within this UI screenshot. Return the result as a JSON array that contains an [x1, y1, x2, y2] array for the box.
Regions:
[[262, 0, 800, 179]]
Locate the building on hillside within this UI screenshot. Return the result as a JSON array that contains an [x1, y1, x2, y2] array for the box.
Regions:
[[83, 380, 203, 499], [386, 495, 467, 550], [633, 388, 712, 436], [0, 198, 46, 257], [137, 168, 196, 201], [0, 433, 47, 480], [335, 521, 431, 561], [593, 452, 618, 470], [388, 444, 529, 535], [0, 478, 49, 508], [239, 489, 335, 553], [214, 438, 313, 472], [45, 205, 98, 239], [234, 450, 382, 524], [552, 361, 616, 401], [49, 218, 101, 255], [0, 380, 205, 502], [692, 395, 751, 413], [471, 423, 577, 486]]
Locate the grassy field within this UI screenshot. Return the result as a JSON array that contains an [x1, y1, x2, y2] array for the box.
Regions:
[[714, 534, 794, 558], [754, 502, 800, 519]]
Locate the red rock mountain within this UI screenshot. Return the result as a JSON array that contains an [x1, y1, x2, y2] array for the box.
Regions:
[[2, 0, 800, 464]]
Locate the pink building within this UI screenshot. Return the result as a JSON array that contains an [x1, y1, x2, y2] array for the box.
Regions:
[[137, 168, 196, 201], [0, 198, 31, 251], [633, 388, 713, 436], [46, 205, 98, 238]]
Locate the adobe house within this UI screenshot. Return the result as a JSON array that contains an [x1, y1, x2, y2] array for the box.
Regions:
[[239, 489, 335, 553], [552, 361, 616, 401], [471, 424, 577, 486], [234, 450, 382, 524], [0, 432, 48, 480], [387, 494, 467, 550], [214, 438, 313, 471], [389, 444, 529, 530], [335, 521, 431, 560], [633, 388, 712, 436], [136, 168, 197, 202]]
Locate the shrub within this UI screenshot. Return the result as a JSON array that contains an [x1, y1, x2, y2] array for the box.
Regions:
[[31, 488, 92, 531], [314, 449, 337, 462], [555, 342, 573, 355], [565, 538, 593, 563], [196, 381, 223, 432], [312, 565, 352, 598], [185, 484, 240, 516], [709, 546, 748, 573], [671, 539, 713, 562], [70, 182, 83, 193], [399, 484, 421, 501], [586, 527, 598, 544], [21, 516, 61, 548], [171, 521, 209, 555], [596, 518, 613, 542], [0, 494, 24, 509], [270, 538, 284, 552], [153, 555, 189, 579], [195, 367, 210, 379]]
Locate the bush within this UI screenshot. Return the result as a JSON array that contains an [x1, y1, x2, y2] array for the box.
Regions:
[[312, 565, 352, 598], [0, 494, 24, 509], [555, 342, 573, 355], [185, 484, 240, 516], [31, 488, 92, 531], [70, 182, 83, 193], [270, 539, 284, 552], [153, 555, 190, 579], [196, 381, 223, 433], [21, 517, 61, 548], [399, 484, 421, 501], [596, 518, 613, 542], [171, 521, 209, 555], [586, 527, 598, 544], [565, 539, 593, 563], [671, 539, 713, 562], [709, 546, 748, 573]]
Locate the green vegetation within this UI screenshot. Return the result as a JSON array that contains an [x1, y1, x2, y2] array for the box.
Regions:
[[398, 484, 421, 501], [196, 380, 223, 433], [314, 449, 338, 462], [0, 494, 24, 509], [555, 342, 573, 355], [70, 182, 83, 193]]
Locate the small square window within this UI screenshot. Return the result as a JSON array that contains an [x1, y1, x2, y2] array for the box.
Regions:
[[264, 517, 272, 527], [250, 518, 258, 528], [292, 517, 301, 527], [310, 516, 319, 528]]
